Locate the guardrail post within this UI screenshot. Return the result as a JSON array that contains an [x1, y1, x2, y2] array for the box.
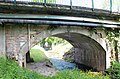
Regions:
[[14, 0, 16, 6], [110, 0, 112, 13], [92, 0, 94, 11], [70, 0, 72, 9], [4, 0, 7, 2], [44, 0, 46, 7]]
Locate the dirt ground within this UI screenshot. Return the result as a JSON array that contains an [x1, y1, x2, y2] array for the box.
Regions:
[[27, 62, 58, 76]]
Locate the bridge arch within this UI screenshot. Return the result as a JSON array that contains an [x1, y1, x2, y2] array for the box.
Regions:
[[53, 32, 106, 71], [19, 26, 106, 71]]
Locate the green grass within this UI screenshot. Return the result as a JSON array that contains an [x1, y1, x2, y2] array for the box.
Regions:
[[0, 58, 44, 79], [30, 49, 48, 62], [53, 69, 110, 79], [0, 57, 110, 79]]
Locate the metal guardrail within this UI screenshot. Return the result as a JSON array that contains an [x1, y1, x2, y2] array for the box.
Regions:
[[0, 0, 120, 13]]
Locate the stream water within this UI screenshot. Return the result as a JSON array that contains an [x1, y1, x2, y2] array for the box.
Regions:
[[27, 44, 77, 76], [27, 58, 76, 76], [50, 58, 76, 70]]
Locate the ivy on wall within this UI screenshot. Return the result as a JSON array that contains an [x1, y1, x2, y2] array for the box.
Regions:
[[105, 28, 120, 62]]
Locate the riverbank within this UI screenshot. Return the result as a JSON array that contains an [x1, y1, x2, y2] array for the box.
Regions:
[[28, 43, 76, 76], [0, 57, 110, 79], [27, 61, 58, 76]]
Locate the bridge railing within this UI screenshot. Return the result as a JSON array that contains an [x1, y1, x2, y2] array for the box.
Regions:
[[1, 0, 120, 13]]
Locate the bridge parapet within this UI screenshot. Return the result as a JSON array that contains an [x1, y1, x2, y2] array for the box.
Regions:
[[1, 0, 120, 13], [0, 0, 120, 21]]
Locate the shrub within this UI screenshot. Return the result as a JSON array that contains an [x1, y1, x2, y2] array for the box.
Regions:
[[30, 49, 48, 62], [107, 61, 120, 79]]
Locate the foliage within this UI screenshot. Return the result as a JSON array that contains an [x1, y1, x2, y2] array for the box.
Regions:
[[0, 57, 110, 79], [30, 49, 48, 62], [106, 28, 120, 50], [46, 0, 56, 3], [40, 36, 65, 47], [32, 0, 44, 3], [106, 29, 120, 43], [52, 69, 110, 79], [0, 57, 43, 79], [32, 0, 56, 4], [106, 28, 120, 61], [107, 61, 120, 79]]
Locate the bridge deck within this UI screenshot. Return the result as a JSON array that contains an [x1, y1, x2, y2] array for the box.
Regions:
[[0, 14, 119, 28], [0, 2, 119, 21], [0, 0, 120, 13], [0, 1, 119, 28]]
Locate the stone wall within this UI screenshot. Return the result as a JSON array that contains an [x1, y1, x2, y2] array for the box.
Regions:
[[5, 24, 28, 60], [0, 25, 6, 57]]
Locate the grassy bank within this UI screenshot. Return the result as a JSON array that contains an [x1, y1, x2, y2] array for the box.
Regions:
[[30, 48, 48, 62], [0, 57, 110, 79], [0, 58, 44, 79]]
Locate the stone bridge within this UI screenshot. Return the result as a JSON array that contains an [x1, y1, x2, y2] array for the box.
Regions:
[[0, 24, 117, 71], [0, 1, 120, 71]]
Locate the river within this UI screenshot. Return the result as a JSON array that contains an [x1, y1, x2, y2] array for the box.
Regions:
[[50, 58, 76, 70]]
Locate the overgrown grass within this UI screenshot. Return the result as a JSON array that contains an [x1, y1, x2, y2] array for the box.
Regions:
[[30, 49, 48, 62], [0, 58, 44, 79], [0, 57, 110, 79], [52, 69, 110, 79]]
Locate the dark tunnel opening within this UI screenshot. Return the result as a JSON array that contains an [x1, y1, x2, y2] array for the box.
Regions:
[[53, 32, 106, 71]]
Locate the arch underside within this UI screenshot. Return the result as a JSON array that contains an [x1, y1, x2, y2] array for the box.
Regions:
[[53, 32, 106, 71]]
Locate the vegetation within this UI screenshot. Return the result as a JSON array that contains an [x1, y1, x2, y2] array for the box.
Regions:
[[106, 28, 120, 61], [0, 57, 44, 79], [40, 36, 66, 49], [30, 37, 68, 62], [0, 57, 110, 79], [30, 48, 48, 62], [32, 0, 44, 3], [41, 36, 65, 44], [107, 61, 120, 79], [105, 28, 120, 79], [32, 0, 56, 4], [53, 69, 110, 79]]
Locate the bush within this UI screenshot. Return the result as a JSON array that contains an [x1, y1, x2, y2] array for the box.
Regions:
[[30, 49, 48, 62], [107, 61, 120, 79]]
